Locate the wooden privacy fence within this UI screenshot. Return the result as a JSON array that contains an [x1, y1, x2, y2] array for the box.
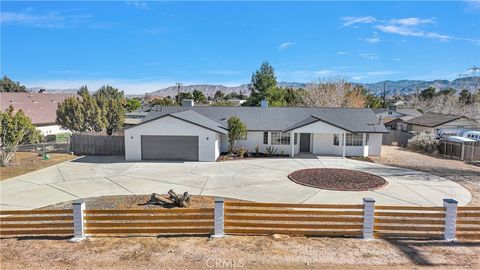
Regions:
[[382, 130, 414, 147], [1, 199, 479, 241], [70, 133, 125, 155]]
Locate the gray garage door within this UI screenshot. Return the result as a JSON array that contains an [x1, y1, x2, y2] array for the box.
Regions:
[[141, 135, 199, 161]]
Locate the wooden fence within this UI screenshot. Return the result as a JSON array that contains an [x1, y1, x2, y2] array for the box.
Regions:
[[1, 200, 479, 240], [382, 130, 414, 147], [83, 208, 214, 236], [0, 209, 74, 236], [373, 205, 445, 239], [223, 201, 363, 237], [70, 133, 125, 155]]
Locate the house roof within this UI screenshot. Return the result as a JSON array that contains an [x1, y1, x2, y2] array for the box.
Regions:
[[0, 92, 76, 125], [138, 106, 388, 133], [396, 109, 422, 117], [405, 113, 465, 127]]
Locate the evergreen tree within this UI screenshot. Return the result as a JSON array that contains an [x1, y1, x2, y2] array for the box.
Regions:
[[0, 76, 27, 92], [246, 61, 278, 106]]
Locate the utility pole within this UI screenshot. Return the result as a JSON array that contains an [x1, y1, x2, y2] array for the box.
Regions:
[[176, 83, 182, 105], [382, 82, 386, 108]]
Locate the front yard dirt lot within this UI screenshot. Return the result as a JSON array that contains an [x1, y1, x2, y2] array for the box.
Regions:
[[1, 235, 479, 269], [370, 146, 480, 206], [0, 152, 77, 181]]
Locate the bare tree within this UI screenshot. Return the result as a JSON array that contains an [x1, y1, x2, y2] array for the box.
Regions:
[[296, 78, 366, 108], [404, 94, 480, 122]]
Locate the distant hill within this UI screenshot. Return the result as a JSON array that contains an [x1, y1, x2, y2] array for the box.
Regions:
[[362, 77, 479, 95], [26, 77, 479, 97]]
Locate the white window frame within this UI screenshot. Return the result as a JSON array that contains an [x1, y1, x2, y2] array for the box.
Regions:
[[271, 132, 291, 145]]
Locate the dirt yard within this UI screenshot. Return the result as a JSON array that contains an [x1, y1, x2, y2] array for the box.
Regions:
[[0, 152, 77, 181], [370, 146, 480, 206], [1, 235, 479, 269]]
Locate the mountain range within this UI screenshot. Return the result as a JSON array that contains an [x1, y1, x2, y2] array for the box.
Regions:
[[28, 77, 479, 97]]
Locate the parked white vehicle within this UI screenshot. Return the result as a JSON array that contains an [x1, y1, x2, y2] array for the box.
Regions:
[[462, 131, 480, 141], [446, 136, 476, 143]]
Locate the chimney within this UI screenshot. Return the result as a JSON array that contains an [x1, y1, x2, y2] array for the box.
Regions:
[[260, 99, 268, 108], [182, 99, 194, 107]]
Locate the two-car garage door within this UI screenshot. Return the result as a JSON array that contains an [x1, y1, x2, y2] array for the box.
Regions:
[[141, 135, 199, 161]]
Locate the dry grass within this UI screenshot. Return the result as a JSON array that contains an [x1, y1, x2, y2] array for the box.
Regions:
[[0, 152, 77, 181], [1, 236, 478, 269]]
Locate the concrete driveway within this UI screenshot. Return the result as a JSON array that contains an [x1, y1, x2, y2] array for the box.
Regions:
[[0, 156, 471, 210]]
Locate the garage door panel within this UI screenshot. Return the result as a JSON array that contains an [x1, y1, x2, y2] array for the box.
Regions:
[[141, 135, 199, 161]]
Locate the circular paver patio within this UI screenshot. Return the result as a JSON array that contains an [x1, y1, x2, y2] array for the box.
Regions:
[[0, 156, 471, 210]]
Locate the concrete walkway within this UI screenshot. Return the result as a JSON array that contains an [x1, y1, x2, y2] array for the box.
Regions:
[[0, 156, 471, 210]]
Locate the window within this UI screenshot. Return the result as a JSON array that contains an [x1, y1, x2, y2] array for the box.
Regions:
[[346, 133, 363, 146], [263, 132, 268, 144], [333, 134, 339, 146], [365, 133, 370, 145], [271, 132, 290, 145]]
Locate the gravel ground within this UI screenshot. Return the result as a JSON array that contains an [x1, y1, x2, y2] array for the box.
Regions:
[[288, 168, 387, 191], [370, 146, 480, 206]]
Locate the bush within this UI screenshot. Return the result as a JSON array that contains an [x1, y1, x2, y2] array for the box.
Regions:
[[265, 146, 278, 156], [234, 147, 247, 158], [407, 132, 437, 153]]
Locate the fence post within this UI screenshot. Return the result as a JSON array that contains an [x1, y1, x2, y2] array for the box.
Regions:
[[212, 197, 225, 238], [362, 198, 375, 240], [443, 199, 458, 241], [70, 200, 86, 242], [460, 143, 465, 161]]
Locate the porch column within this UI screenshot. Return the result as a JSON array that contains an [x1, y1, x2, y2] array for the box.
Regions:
[[342, 133, 346, 159], [290, 131, 295, 157]]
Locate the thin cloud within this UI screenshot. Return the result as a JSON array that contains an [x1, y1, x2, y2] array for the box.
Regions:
[[341, 15, 478, 44], [359, 53, 379, 60], [389, 17, 434, 26], [0, 10, 98, 29], [278, 42, 294, 50], [340, 16, 377, 27], [366, 71, 397, 76], [336, 51, 348, 55], [126, 1, 149, 10], [314, 70, 334, 76]]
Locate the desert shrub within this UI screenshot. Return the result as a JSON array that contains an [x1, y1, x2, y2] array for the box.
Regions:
[[234, 147, 247, 158], [407, 132, 437, 153], [265, 146, 278, 156]]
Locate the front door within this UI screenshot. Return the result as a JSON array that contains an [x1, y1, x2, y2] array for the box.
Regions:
[[300, 133, 311, 152]]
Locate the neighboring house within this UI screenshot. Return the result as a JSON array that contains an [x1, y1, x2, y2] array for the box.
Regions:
[[373, 106, 422, 131], [124, 111, 148, 127], [0, 92, 75, 136], [405, 113, 480, 137], [124, 104, 388, 162]]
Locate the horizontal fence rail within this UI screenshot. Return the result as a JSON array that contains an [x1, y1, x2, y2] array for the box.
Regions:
[[373, 206, 446, 239], [83, 208, 214, 236], [223, 201, 364, 237], [1, 198, 479, 241], [456, 207, 480, 240], [0, 209, 74, 237]]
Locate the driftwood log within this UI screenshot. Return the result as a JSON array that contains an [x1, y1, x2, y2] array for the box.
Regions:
[[147, 189, 191, 208]]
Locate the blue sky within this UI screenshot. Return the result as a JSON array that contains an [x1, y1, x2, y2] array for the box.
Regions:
[[1, 1, 479, 94]]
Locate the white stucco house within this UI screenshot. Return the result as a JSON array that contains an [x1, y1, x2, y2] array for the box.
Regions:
[[124, 104, 388, 162]]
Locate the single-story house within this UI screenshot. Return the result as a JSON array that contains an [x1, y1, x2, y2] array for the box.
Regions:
[[0, 92, 75, 136], [124, 105, 388, 162], [405, 113, 480, 137], [373, 106, 422, 131]]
